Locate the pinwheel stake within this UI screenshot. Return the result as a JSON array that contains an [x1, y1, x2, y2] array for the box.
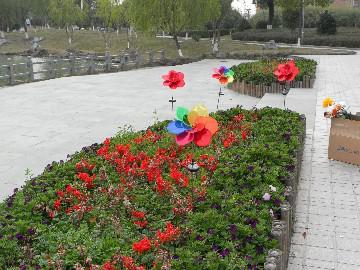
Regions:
[[169, 96, 177, 111], [281, 83, 291, 109], [187, 159, 200, 173], [162, 70, 185, 112], [273, 60, 300, 110], [217, 87, 224, 110], [212, 66, 234, 111]]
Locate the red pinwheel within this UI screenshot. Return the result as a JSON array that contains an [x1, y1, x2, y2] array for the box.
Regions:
[[162, 70, 185, 89], [274, 60, 300, 82]]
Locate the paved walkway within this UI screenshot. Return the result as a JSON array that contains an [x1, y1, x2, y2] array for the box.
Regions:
[[288, 53, 360, 270], [0, 59, 259, 200]]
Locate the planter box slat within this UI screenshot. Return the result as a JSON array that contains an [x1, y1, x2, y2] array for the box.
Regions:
[[228, 76, 316, 98]]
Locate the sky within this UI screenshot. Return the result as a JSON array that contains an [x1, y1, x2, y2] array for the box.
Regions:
[[232, 0, 257, 16]]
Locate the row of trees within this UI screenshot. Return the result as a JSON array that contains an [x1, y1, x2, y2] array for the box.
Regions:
[[0, 0, 239, 56], [256, 0, 332, 29]]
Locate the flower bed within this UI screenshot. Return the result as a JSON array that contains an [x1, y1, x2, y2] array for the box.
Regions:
[[0, 107, 305, 269], [229, 58, 317, 98]]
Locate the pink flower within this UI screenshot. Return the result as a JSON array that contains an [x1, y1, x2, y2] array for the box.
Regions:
[[263, 193, 271, 201]]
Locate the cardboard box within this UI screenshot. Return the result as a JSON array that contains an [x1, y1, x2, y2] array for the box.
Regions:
[[328, 116, 360, 166]]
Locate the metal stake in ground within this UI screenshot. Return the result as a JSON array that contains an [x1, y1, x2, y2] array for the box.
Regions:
[[169, 96, 176, 111], [282, 82, 291, 109], [217, 87, 224, 110]]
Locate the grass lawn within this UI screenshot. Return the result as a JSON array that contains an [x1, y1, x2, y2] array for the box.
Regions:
[[0, 29, 353, 59]]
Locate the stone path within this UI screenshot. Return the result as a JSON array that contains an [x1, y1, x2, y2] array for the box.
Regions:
[[288, 53, 360, 269], [0, 59, 259, 200]]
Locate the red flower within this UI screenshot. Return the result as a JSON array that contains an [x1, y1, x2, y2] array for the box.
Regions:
[[48, 211, 55, 219], [132, 236, 152, 254], [102, 261, 115, 270], [77, 172, 96, 189], [223, 132, 236, 148], [131, 211, 145, 219], [134, 220, 148, 228], [54, 199, 61, 210], [76, 159, 95, 172], [162, 70, 185, 89], [56, 190, 65, 198], [156, 222, 180, 244], [242, 130, 248, 141], [121, 256, 135, 269], [273, 60, 300, 82]]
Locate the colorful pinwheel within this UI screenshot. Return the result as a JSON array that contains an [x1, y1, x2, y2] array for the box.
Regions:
[[167, 105, 219, 147], [212, 66, 234, 85]]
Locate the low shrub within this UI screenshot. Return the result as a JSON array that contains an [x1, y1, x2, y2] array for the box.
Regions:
[[231, 27, 360, 48], [329, 7, 360, 27], [256, 20, 269, 29], [0, 107, 305, 269], [231, 57, 317, 85], [317, 11, 337, 35]]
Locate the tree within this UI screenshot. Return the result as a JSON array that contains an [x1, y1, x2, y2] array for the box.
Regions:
[[127, 0, 221, 57], [209, 0, 232, 54], [256, 0, 332, 29], [256, 0, 275, 28], [96, 0, 120, 49], [49, 0, 84, 45]]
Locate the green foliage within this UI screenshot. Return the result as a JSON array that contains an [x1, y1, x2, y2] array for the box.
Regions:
[[231, 27, 360, 48], [249, 8, 282, 28], [317, 10, 337, 35], [0, 107, 305, 269], [49, 0, 83, 28], [328, 7, 360, 27], [276, 0, 332, 9], [127, 0, 221, 55], [256, 20, 269, 29], [282, 8, 300, 30], [231, 57, 317, 85]]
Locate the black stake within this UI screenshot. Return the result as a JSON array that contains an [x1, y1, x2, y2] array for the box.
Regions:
[[169, 95, 176, 111], [217, 87, 224, 110], [282, 82, 290, 110]]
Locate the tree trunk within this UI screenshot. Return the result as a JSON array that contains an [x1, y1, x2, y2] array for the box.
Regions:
[[127, 27, 130, 49], [173, 35, 183, 57], [268, 0, 274, 29]]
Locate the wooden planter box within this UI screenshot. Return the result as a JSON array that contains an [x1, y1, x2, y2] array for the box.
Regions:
[[328, 116, 360, 166], [228, 76, 315, 98]]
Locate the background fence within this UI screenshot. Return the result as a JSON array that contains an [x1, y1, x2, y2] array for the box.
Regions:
[[0, 50, 165, 86]]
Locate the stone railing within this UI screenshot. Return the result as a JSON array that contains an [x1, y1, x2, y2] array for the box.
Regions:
[[264, 115, 306, 270], [0, 50, 165, 86]]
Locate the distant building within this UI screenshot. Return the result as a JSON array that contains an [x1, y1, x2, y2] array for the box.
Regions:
[[332, 0, 359, 8]]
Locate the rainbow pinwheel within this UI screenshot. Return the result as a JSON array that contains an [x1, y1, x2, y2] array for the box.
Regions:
[[212, 66, 235, 85], [167, 105, 219, 147]]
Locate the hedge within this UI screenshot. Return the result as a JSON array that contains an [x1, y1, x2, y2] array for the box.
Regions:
[[231, 27, 360, 48], [0, 107, 305, 269], [230, 57, 317, 86]]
